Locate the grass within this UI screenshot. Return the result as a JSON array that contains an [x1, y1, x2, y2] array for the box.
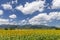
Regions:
[[0, 29, 60, 40]]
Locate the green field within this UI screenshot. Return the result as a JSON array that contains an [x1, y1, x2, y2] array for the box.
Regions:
[[0, 34, 60, 40], [0, 30, 60, 40]]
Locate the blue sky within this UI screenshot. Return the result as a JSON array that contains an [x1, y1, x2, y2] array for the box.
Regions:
[[0, 0, 60, 27]]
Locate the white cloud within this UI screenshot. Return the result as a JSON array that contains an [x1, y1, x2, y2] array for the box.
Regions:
[[0, 18, 18, 25], [12, 0, 18, 4], [15, 0, 45, 14], [0, 12, 59, 25], [9, 21, 18, 25], [0, 10, 3, 15], [29, 13, 50, 25], [29, 12, 60, 25], [0, 18, 9, 25], [52, 0, 60, 9], [49, 12, 60, 20], [18, 19, 29, 25], [19, 19, 27, 25], [1, 3, 12, 10], [9, 14, 17, 19]]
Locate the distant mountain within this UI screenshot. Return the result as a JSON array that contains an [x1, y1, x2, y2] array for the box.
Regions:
[[0, 25, 58, 30], [19, 25, 56, 29]]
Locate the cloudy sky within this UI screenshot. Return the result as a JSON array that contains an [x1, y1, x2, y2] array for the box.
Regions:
[[0, 0, 60, 27]]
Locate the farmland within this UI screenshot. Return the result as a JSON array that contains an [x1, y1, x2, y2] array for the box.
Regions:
[[0, 29, 60, 40]]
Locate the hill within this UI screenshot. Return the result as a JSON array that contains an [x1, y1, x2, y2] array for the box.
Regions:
[[0, 25, 59, 30]]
